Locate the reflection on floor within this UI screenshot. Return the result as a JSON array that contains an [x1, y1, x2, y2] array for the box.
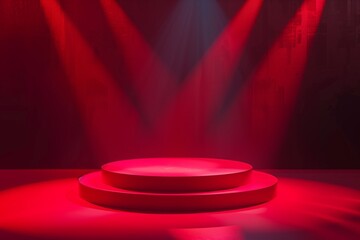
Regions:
[[0, 170, 359, 240]]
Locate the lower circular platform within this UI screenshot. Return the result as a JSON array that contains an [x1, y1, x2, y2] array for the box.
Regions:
[[79, 170, 277, 212], [102, 158, 252, 192]]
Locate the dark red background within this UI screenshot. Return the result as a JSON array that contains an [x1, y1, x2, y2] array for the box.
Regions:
[[0, 0, 359, 168]]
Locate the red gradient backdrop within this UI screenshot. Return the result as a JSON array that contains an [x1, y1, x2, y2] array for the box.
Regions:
[[0, 0, 359, 168]]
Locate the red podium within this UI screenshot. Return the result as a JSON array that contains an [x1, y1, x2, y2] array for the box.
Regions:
[[79, 158, 277, 212]]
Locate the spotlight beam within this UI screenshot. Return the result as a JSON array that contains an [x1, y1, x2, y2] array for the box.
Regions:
[[100, 0, 176, 123], [156, 0, 263, 149], [41, 0, 141, 160], [229, 0, 327, 162]]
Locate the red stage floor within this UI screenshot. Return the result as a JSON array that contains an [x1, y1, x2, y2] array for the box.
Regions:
[[0, 169, 359, 240]]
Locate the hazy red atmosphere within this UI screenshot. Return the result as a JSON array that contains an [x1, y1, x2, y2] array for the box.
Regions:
[[1, 0, 359, 169], [0, 1, 359, 240]]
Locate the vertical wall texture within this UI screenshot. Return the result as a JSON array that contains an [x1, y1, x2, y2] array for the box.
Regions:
[[0, 0, 359, 168]]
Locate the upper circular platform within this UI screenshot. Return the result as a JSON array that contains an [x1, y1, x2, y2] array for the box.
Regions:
[[102, 158, 252, 192]]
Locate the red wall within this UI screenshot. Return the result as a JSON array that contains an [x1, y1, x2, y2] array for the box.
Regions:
[[0, 0, 359, 168]]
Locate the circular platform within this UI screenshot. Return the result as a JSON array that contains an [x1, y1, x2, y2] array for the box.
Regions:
[[79, 170, 277, 212], [102, 158, 252, 192]]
